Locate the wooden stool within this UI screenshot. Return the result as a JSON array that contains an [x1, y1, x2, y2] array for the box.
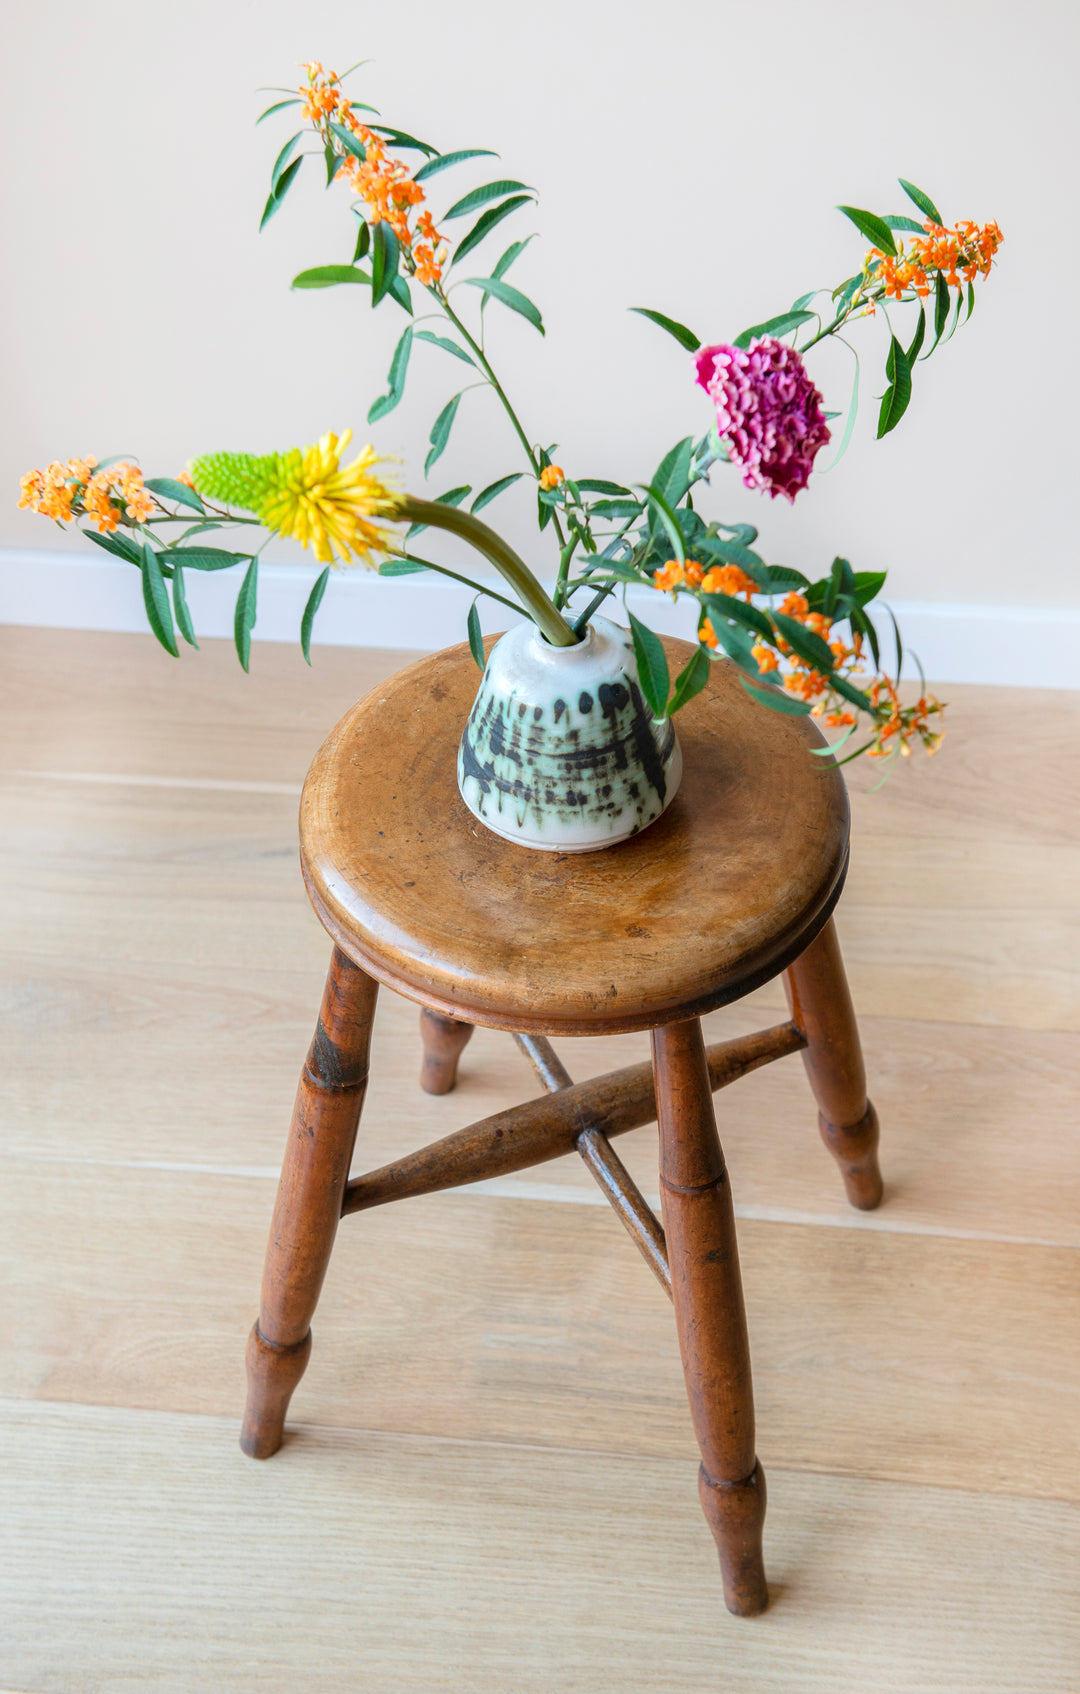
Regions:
[[240, 636, 882, 1617]]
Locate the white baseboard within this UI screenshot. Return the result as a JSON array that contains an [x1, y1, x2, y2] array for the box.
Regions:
[[1, 547, 1074, 687]]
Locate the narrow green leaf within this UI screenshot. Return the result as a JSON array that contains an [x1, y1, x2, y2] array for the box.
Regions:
[[388, 272, 412, 314], [366, 124, 438, 156], [300, 566, 330, 664], [741, 676, 812, 715], [733, 309, 814, 350], [737, 560, 809, 594], [171, 562, 198, 649], [705, 615, 760, 673], [771, 612, 835, 671], [352, 219, 370, 263], [828, 671, 873, 712], [371, 220, 400, 307], [966, 279, 976, 322], [886, 603, 904, 681], [159, 547, 250, 571], [412, 148, 499, 183], [471, 472, 524, 513], [851, 604, 881, 669], [85, 529, 143, 566], [460, 275, 543, 334], [926, 272, 950, 356], [636, 483, 684, 564], [367, 326, 414, 423], [143, 476, 205, 514], [588, 500, 641, 519], [233, 558, 258, 672], [698, 534, 764, 572], [270, 133, 303, 194], [883, 214, 926, 235], [425, 392, 463, 475], [175, 521, 222, 543], [836, 205, 897, 256], [576, 479, 632, 497], [467, 599, 486, 671], [650, 437, 695, 510], [628, 307, 700, 352], [292, 263, 370, 289], [327, 121, 366, 162], [898, 178, 943, 227], [414, 330, 475, 365], [256, 98, 301, 124], [324, 141, 338, 186], [443, 179, 533, 220], [791, 290, 821, 311], [378, 558, 430, 575], [259, 157, 302, 231], [449, 195, 533, 267], [877, 334, 912, 437], [906, 304, 926, 364], [492, 235, 536, 280], [703, 591, 774, 642], [667, 645, 711, 715], [140, 541, 179, 657], [627, 611, 670, 719], [406, 485, 471, 541]]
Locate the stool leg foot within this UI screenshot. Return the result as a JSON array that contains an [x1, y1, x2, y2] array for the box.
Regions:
[[784, 917, 884, 1211], [419, 1007, 474, 1095], [241, 946, 378, 1460], [653, 1017, 768, 1617]]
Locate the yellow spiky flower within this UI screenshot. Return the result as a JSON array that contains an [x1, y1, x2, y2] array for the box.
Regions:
[[191, 430, 403, 565]]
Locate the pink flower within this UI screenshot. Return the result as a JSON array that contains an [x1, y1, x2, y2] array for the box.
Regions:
[[694, 337, 831, 503]]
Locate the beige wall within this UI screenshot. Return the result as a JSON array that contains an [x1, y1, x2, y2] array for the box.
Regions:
[[2, 0, 1074, 607]]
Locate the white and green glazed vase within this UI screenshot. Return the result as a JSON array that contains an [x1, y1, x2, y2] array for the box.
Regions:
[[457, 614, 682, 852]]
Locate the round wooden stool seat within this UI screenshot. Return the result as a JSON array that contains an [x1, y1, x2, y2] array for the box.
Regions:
[[300, 635, 850, 1034]]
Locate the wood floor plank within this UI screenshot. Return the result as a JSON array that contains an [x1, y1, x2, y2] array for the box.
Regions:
[[2, 1157, 1077, 1501], [2, 1399, 1078, 1694]]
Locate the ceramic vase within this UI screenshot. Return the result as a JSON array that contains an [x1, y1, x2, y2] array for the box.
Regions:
[[457, 614, 682, 852]]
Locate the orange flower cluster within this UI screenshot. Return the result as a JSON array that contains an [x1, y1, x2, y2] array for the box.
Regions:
[[865, 678, 945, 758], [653, 557, 756, 598], [299, 63, 446, 285], [19, 457, 155, 533], [771, 591, 861, 714], [869, 218, 1003, 301], [539, 464, 564, 491]]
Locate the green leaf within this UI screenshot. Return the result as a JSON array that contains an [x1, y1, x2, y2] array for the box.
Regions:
[[412, 148, 499, 183], [823, 554, 854, 617], [667, 645, 711, 716], [791, 290, 821, 311], [637, 482, 685, 564], [406, 485, 471, 541], [425, 392, 463, 475], [627, 611, 670, 719], [741, 675, 812, 715], [460, 275, 543, 334], [449, 195, 533, 267], [259, 157, 302, 231], [588, 500, 641, 519], [300, 566, 330, 664], [628, 307, 701, 352], [443, 179, 533, 220], [704, 614, 760, 673], [821, 349, 860, 473], [85, 529, 143, 566], [143, 476, 205, 514], [233, 558, 258, 672], [471, 472, 524, 513], [886, 603, 904, 682], [388, 272, 413, 314], [828, 671, 873, 712], [836, 205, 897, 256], [327, 120, 366, 162], [576, 479, 632, 497], [733, 309, 815, 350], [966, 279, 976, 323], [650, 436, 695, 510], [371, 220, 400, 307], [292, 263, 371, 289], [492, 235, 536, 280], [352, 219, 371, 263], [929, 271, 950, 354], [414, 330, 475, 365], [256, 98, 302, 124], [898, 178, 943, 227], [367, 325, 414, 423], [906, 304, 926, 364], [270, 133, 303, 194], [741, 560, 809, 594], [467, 598, 486, 671], [367, 124, 438, 156], [877, 334, 913, 437], [171, 561, 198, 649], [159, 547, 250, 571], [140, 541, 179, 657], [883, 214, 926, 235], [703, 591, 774, 643], [324, 141, 338, 186], [850, 606, 881, 670], [771, 612, 835, 671], [698, 535, 764, 572], [378, 558, 430, 575]]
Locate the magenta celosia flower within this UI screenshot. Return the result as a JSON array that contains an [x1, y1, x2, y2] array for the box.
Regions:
[[694, 337, 831, 503]]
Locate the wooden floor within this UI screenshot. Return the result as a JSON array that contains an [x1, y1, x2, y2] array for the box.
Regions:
[[1, 627, 1078, 1693]]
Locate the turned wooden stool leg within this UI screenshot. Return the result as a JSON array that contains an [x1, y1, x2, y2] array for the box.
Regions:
[[783, 917, 882, 1210], [652, 1017, 768, 1617], [419, 1007, 474, 1095], [241, 946, 379, 1459]]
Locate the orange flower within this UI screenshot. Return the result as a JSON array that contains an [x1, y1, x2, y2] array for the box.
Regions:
[[778, 591, 809, 619], [539, 464, 564, 491], [20, 455, 154, 532], [700, 563, 756, 599], [653, 559, 684, 592], [751, 643, 779, 673], [699, 618, 718, 649], [867, 217, 1003, 301]]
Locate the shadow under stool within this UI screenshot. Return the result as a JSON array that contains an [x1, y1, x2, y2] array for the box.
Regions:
[[240, 636, 883, 1618]]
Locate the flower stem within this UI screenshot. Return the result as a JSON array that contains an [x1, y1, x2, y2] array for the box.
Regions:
[[397, 497, 578, 646]]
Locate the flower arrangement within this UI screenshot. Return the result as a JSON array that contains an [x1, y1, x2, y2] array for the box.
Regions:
[[20, 58, 1005, 770]]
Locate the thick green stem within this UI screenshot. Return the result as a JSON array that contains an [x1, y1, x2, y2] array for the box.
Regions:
[[398, 497, 578, 646]]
